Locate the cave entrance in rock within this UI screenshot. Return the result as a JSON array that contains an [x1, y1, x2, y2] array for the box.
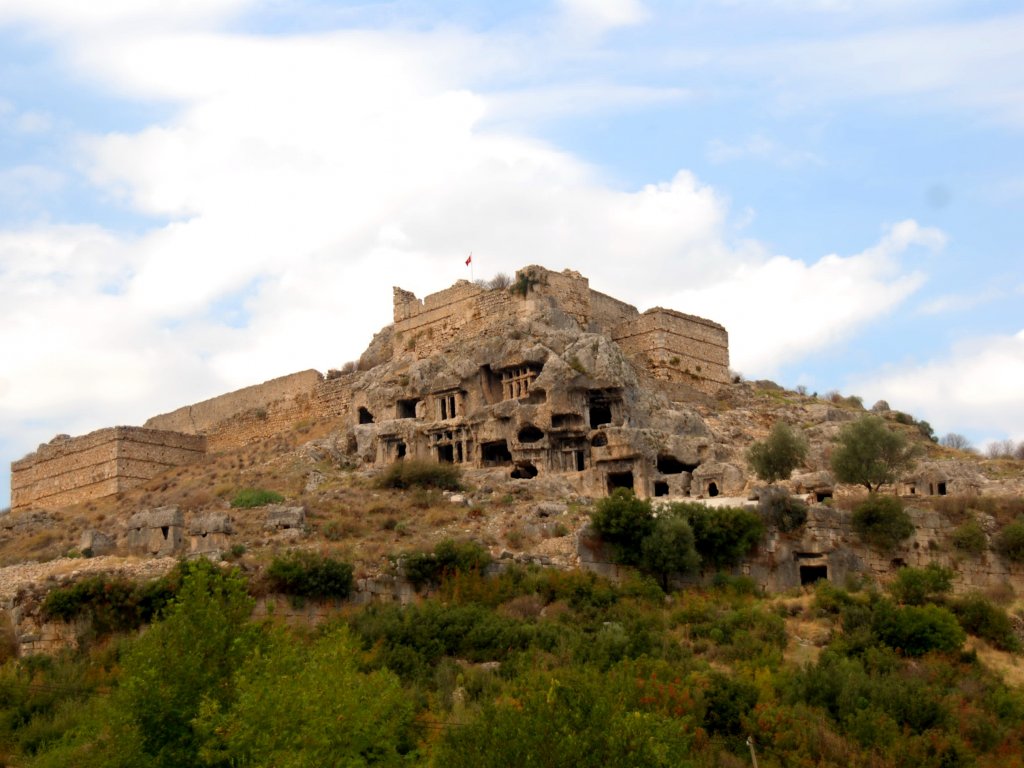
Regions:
[[707, 481, 719, 497], [607, 471, 634, 494], [518, 425, 545, 443], [815, 490, 832, 503], [511, 462, 538, 479], [800, 565, 828, 585], [397, 399, 419, 419], [657, 455, 698, 474], [358, 407, 374, 424], [481, 440, 512, 466], [654, 481, 669, 497]]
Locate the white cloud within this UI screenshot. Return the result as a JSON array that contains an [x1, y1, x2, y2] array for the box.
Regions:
[[661, 220, 944, 375], [850, 330, 1024, 441], [917, 287, 1002, 316], [707, 134, 822, 168], [557, 0, 649, 32]]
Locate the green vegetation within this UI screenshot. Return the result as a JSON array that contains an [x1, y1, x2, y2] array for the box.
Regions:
[[402, 539, 491, 591], [5, 560, 1024, 768], [758, 486, 809, 532], [888, 563, 953, 605], [589, 490, 764, 584], [994, 516, 1024, 562], [746, 422, 808, 484], [230, 487, 284, 508], [266, 551, 354, 600], [951, 519, 988, 555], [831, 415, 921, 492], [851, 494, 915, 549], [376, 459, 462, 491]]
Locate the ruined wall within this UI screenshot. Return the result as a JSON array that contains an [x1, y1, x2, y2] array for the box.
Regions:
[[11, 428, 206, 511], [588, 289, 638, 334], [144, 370, 323, 435], [613, 308, 730, 393]]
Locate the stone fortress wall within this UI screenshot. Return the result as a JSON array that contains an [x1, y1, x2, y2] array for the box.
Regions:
[[11, 428, 206, 511], [9, 265, 729, 511]]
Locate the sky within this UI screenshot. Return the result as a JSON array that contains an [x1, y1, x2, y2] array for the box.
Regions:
[[1, 0, 1023, 506]]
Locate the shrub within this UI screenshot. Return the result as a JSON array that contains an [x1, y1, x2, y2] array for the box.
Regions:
[[951, 594, 1021, 652], [671, 502, 765, 570], [403, 539, 491, 590], [951, 519, 987, 555], [888, 563, 953, 605], [639, 516, 700, 590], [589, 489, 654, 566], [852, 495, 914, 549], [266, 551, 354, 599], [230, 488, 284, 508], [376, 460, 462, 491], [758, 487, 808, 532], [871, 601, 966, 656], [41, 574, 176, 636], [994, 517, 1024, 562], [747, 422, 808, 484]]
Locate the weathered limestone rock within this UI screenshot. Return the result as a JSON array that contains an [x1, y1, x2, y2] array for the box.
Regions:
[[188, 512, 234, 555], [125, 506, 184, 556], [264, 505, 306, 531], [78, 529, 115, 556]]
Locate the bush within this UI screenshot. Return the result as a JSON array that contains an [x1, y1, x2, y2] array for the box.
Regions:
[[41, 574, 176, 636], [671, 502, 765, 570], [994, 517, 1024, 562], [871, 601, 966, 656], [589, 489, 654, 566], [852, 495, 914, 549], [758, 487, 808, 532], [951, 594, 1021, 652], [888, 563, 953, 606], [639, 516, 700, 590], [831, 416, 921, 492], [376, 460, 462, 491], [747, 422, 808, 484], [230, 488, 284, 508], [403, 539, 491, 590], [266, 551, 354, 599], [951, 519, 987, 555]]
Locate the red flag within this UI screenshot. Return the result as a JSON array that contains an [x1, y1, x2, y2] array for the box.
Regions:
[[465, 253, 472, 267]]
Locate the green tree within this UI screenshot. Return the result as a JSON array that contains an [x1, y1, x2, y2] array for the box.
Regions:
[[747, 422, 808, 484], [994, 517, 1024, 562], [640, 516, 700, 590], [851, 495, 914, 549], [198, 626, 416, 767], [831, 415, 921, 492], [672, 503, 765, 570], [589, 489, 654, 566], [888, 563, 953, 605]]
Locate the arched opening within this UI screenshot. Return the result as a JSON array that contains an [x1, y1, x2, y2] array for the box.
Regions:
[[517, 425, 545, 443], [591, 432, 608, 447], [358, 407, 374, 424], [511, 462, 538, 479], [707, 481, 719, 497]]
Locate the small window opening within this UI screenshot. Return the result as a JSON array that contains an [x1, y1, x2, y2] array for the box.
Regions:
[[654, 481, 669, 497], [800, 565, 828, 585], [438, 445, 454, 463], [591, 432, 608, 447], [707, 481, 719, 497], [160, 525, 169, 540], [518, 425, 545, 443], [511, 462, 538, 479], [358, 407, 374, 424], [456, 443, 464, 463], [815, 490, 832, 503], [937, 482, 947, 496], [575, 450, 585, 472], [590, 403, 612, 428], [607, 471, 634, 494], [397, 398, 419, 419], [438, 393, 457, 420], [890, 558, 906, 570], [909, 485, 916, 495], [396, 442, 406, 459]]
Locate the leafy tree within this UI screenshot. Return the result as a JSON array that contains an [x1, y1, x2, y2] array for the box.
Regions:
[[589, 489, 654, 566], [403, 539, 492, 590], [198, 627, 416, 767], [851, 495, 914, 549], [830, 415, 921, 492], [758, 486, 808, 532], [671, 503, 765, 570], [940, 432, 973, 451], [871, 601, 966, 656], [888, 563, 953, 605], [640, 516, 700, 590], [746, 422, 808, 484], [266, 551, 354, 599], [951, 519, 987, 555], [994, 516, 1024, 562]]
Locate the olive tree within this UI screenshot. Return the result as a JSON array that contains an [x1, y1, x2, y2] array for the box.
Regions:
[[831, 416, 921, 492], [747, 422, 808, 484]]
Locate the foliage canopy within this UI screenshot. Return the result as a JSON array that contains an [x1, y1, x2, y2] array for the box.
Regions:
[[830, 415, 921, 492]]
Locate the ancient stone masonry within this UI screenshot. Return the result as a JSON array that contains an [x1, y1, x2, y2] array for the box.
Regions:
[[10, 264, 735, 508], [11, 428, 206, 512]]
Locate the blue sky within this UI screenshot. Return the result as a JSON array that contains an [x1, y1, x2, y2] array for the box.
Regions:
[[1, 0, 1023, 506]]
